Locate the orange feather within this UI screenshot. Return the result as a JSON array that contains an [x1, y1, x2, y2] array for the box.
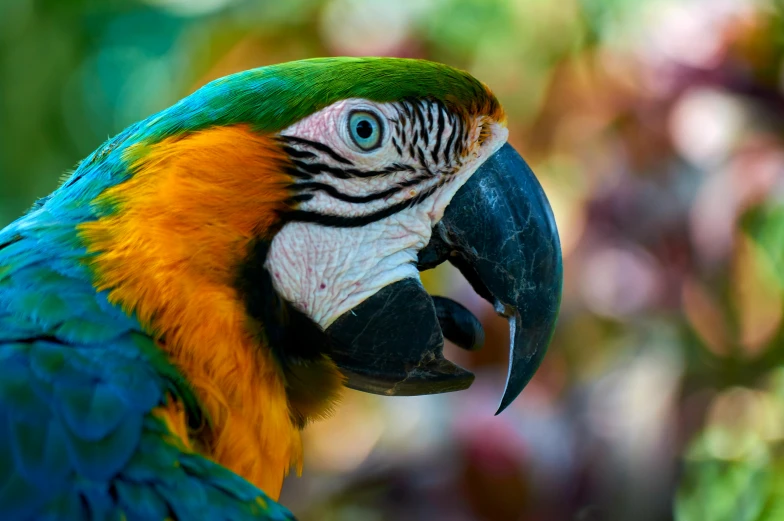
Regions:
[[79, 125, 306, 499]]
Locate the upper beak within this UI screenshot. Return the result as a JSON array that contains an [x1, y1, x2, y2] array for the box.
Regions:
[[325, 143, 563, 414]]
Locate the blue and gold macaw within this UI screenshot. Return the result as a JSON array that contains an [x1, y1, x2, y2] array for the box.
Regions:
[[0, 57, 562, 519]]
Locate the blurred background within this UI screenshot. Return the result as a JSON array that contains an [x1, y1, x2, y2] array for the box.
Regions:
[[3, 0, 784, 519]]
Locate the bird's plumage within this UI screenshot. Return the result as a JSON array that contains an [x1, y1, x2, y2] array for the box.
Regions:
[[131, 57, 502, 141], [0, 208, 293, 519], [0, 56, 544, 520]]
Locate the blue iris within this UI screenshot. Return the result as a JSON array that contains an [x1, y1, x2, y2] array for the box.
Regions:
[[348, 110, 383, 151]]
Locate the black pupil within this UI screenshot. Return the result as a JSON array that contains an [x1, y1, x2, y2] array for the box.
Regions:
[[356, 119, 373, 139]]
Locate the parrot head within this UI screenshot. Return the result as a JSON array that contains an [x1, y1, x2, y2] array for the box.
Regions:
[[72, 57, 561, 440]]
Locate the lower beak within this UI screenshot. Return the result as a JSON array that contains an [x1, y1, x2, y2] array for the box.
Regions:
[[325, 143, 563, 414]]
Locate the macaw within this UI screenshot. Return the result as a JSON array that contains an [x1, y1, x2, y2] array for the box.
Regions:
[[0, 57, 562, 520]]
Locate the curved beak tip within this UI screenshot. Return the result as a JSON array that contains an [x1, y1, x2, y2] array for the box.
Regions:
[[421, 143, 563, 414]]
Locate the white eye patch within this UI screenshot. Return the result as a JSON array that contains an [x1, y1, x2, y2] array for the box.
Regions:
[[266, 99, 508, 328]]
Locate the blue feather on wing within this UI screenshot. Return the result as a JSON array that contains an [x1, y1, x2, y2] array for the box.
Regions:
[[0, 215, 296, 520]]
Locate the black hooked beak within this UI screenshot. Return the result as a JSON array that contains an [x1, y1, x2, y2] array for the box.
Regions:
[[325, 143, 563, 414]]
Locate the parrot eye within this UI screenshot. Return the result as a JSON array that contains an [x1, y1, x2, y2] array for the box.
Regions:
[[347, 110, 383, 151]]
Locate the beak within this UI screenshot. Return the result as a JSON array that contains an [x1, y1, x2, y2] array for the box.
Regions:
[[325, 143, 563, 414]]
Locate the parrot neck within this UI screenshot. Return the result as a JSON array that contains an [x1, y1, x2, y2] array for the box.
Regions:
[[77, 125, 308, 499]]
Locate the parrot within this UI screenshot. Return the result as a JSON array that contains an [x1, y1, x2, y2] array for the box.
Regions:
[[0, 57, 562, 520]]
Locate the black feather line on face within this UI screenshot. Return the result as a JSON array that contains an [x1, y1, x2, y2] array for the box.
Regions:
[[432, 102, 446, 164], [397, 106, 409, 147], [398, 174, 431, 188], [278, 135, 354, 165], [410, 101, 429, 148], [401, 101, 413, 121], [282, 184, 439, 228], [281, 146, 316, 160], [289, 159, 410, 180], [443, 112, 458, 167], [292, 182, 402, 204], [287, 193, 315, 204], [416, 146, 427, 169], [454, 116, 465, 158], [392, 136, 403, 156], [283, 165, 313, 180]]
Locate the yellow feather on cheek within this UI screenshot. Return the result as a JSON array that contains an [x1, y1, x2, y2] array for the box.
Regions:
[[79, 125, 302, 499]]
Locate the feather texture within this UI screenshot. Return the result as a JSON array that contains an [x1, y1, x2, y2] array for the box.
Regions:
[[78, 125, 305, 496], [0, 212, 294, 520]]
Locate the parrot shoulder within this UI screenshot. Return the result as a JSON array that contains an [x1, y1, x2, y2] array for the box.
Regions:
[[0, 221, 296, 520]]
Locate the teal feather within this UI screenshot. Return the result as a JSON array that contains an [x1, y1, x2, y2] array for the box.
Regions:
[[122, 433, 183, 484], [28, 342, 66, 380], [55, 317, 130, 344], [60, 411, 143, 480], [0, 360, 50, 423], [77, 483, 115, 521], [10, 293, 72, 329], [155, 474, 210, 518], [9, 418, 71, 486], [56, 381, 128, 441], [0, 471, 46, 520], [113, 480, 170, 520], [37, 491, 89, 521], [0, 414, 16, 484], [0, 318, 39, 341]]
